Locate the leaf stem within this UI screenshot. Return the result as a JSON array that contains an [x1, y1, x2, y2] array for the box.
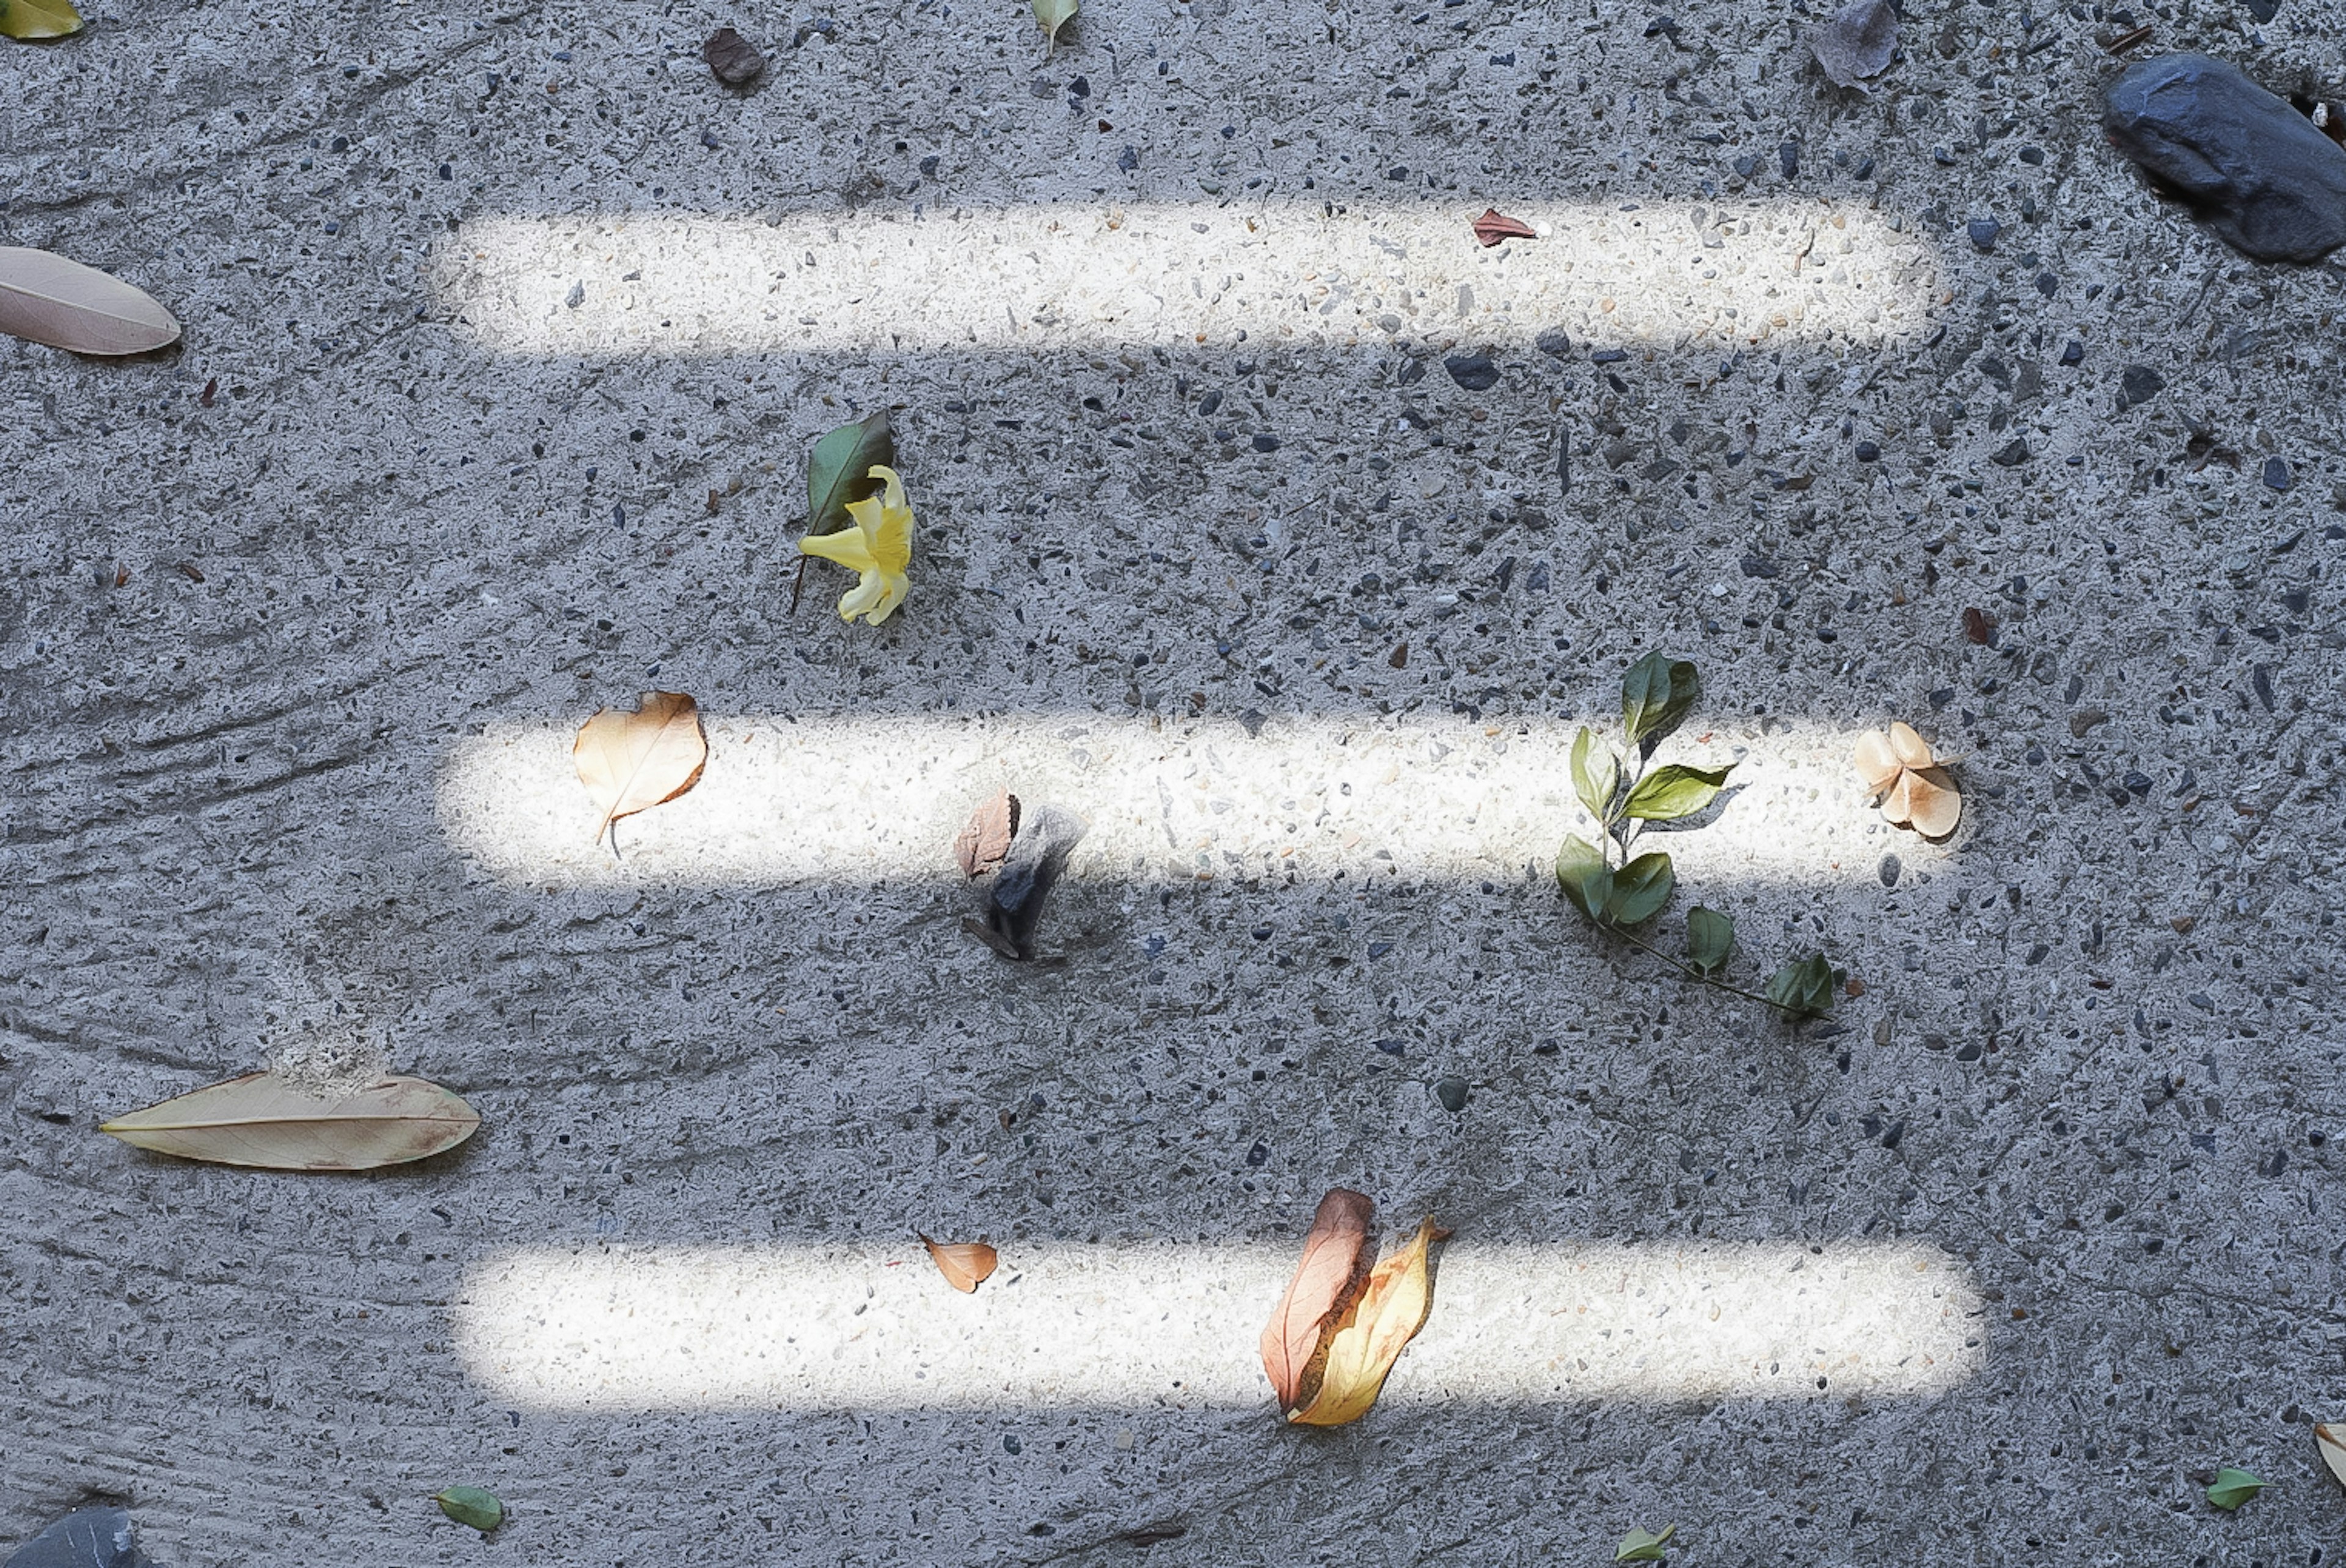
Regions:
[[1599, 922, 1817, 1018]]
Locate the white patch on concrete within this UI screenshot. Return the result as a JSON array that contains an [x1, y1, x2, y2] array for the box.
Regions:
[[436, 713, 1945, 889], [455, 1239, 1984, 1411], [433, 202, 1942, 356]]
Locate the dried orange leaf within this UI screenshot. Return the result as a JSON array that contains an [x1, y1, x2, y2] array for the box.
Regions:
[[1287, 1215, 1450, 1426], [0, 246, 179, 354], [1259, 1188, 1373, 1412], [920, 1235, 999, 1293], [574, 691, 707, 848], [2317, 1423, 2346, 1490], [100, 1072, 480, 1170], [1471, 208, 1538, 247], [952, 788, 1021, 878]]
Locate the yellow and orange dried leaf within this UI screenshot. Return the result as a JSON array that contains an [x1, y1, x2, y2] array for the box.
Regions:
[[574, 691, 708, 848], [1259, 1188, 1374, 1412], [1287, 1215, 1450, 1426], [920, 1235, 999, 1293]]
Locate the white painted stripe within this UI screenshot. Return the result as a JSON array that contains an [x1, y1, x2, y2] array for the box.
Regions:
[[432, 201, 1941, 356], [455, 1241, 1982, 1411], [436, 713, 1939, 889]]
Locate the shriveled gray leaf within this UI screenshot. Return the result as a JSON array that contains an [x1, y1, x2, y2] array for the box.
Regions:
[[981, 802, 1087, 959], [0, 246, 180, 356], [1811, 0, 1897, 88]]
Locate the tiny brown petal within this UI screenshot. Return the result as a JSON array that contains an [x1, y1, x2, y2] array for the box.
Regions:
[[919, 1235, 999, 1293], [1471, 208, 1539, 247]]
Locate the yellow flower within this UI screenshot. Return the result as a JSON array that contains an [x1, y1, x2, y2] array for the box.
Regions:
[[798, 465, 912, 624]]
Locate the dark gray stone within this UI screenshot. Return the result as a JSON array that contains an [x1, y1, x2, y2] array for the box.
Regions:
[[2103, 53, 2346, 262], [4, 1509, 153, 1568], [1433, 1076, 1470, 1112], [1534, 327, 1573, 360], [1967, 216, 2001, 251], [2119, 365, 2165, 407], [1991, 438, 2030, 467], [2262, 456, 2293, 490], [1443, 352, 1500, 391]]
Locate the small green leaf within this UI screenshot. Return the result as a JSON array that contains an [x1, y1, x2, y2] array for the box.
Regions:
[[1605, 851, 1675, 925], [1034, 0, 1076, 56], [2205, 1468, 2265, 1511], [1764, 953, 1836, 1017], [805, 411, 894, 539], [0, 0, 84, 39], [434, 1486, 504, 1533], [1556, 834, 1612, 924], [1615, 1523, 1676, 1561], [1622, 762, 1734, 822], [1621, 652, 1699, 748], [1569, 726, 1620, 822], [1686, 906, 1734, 978]]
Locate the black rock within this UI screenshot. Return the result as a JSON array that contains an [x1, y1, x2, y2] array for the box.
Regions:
[[1854, 439, 1880, 462], [1991, 437, 2031, 467], [4, 1509, 154, 1568], [1433, 1076, 1471, 1112], [2243, 0, 2279, 20], [1779, 140, 1801, 178], [977, 803, 1087, 960], [2262, 455, 2293, 490], [1444, 352, 1500, 391], [2104, 53, 2346, 262], [1251, 433, 1281, 453], [2059, 340, 2085, 365], [2120, 365, 2165, 406], [1967, 216, 2001, 251]]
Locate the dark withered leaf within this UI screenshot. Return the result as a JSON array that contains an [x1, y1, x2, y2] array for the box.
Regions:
[[953, 789, 1020, 878], [1962, 606, 1995, 644], [982, 803, 1086, 960], [702, 26, 766, 85], [1471, 208, 1538, 247]]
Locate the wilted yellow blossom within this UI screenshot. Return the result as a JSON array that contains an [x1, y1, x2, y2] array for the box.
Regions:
[[798, 465, 911, 624]]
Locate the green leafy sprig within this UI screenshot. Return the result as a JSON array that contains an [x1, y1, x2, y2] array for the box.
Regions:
[[1557, 652, 1838, 1019]]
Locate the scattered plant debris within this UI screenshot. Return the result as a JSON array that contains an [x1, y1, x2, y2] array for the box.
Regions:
[[2317, 1423, 2346, 1489], [800, 415, 912, 624], [953, 788, 1021, 878], [1259, 1187, 1373, 1411], [1285, 1214, 1447, 1426], [2204, 1467, 2265, 1511], [965, 801, 1087, 960], [101, 1073, 481, 1170], [2, 1506, 149, 1568], [0, 0, 81, 40], [574, 691, 708, 850], [1033, 0, 1076, 59]]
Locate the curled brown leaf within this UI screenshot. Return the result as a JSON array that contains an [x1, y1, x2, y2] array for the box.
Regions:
[[953, 788, 1021, 878], [1287, 1216, 1450, 1426], [1259, 1188, 1374, 1412], [919, 1235, 999, 1293], [1471, 209, 1538, 247]]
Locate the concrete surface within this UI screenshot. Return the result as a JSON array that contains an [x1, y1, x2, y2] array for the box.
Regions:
[[3, 0, 2344, 1563]]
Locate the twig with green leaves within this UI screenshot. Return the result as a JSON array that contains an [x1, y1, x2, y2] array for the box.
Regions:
[[1557, 652, 1840, 1020]]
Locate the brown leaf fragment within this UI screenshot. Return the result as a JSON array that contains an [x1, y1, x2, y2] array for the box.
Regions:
[[2317, 1423, 2346, 1490], [919, 1234, 999, 1293], [1387, 642, 1408, 669], [706, 487, 721, 516], [702, 26, 766, 85], [0, 246, 180, 355], [100, 1071, 480, 1170], [199, 376, 216, 407], [1471, 208, 1538, 247], [177, 561, 205, 583], [1287, 1216, 1450, 1426], [2102, 21, 2153, 51], [1259, 1188, 1374, 1412], [112, 564, 128, 588], [574, 691, 709, 848], [1961, 605, 1995, 644], [953, 788, 1021, 878]]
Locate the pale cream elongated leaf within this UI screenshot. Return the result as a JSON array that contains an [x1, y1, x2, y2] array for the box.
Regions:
[[1034, 0, 1075, 57], [573, 691, 708, 848], [0, 247, 178, 353], [2317, 1423, 2346, 1491], [0, 0, 84, 42], [1259, 1188, 1373, 1412], [101, 1072, 480, 1170], [1287, 1216, 1449, 1426]]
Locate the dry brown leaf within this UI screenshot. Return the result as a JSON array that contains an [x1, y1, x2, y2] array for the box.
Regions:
[[953, 788, 1021, 878], [2318, 1423, 2346, 1491], [1471, 208, 1538, 247], [100, 1072, 480, 1170], [1854, 721, 1960, 839], [1287, 1216, 1449, 1426], [0, 246, 181, 355], [1260, 1189, 1375, 1411], [574, 691, 708, 848], [919, 1234, 999, 1293]]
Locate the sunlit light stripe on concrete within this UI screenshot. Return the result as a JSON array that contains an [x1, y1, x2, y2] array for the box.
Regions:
[[431, 201, 1942, 356], [436, 713, 1930, 890], [454, 1241, 1982, 1411]]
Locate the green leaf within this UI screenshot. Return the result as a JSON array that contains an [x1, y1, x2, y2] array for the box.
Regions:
[[1555, 834, 1612, 924], [1616, 1523, 1676, 1561], [434, 1486, 504, 1533], [0, 0, 83, 38], [1034, 0, 1076, 55], [1620, 652, 1699, 749], [1764, 953, 1836, 1017], [1686, 906, 1734, 979], [2205, 1468, 2265, 1511], [1569, 726, 1619, 822], [1605, 851, 1675, 925], [805, 411, 894, 539], [1622, 762, 1734, 822]]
